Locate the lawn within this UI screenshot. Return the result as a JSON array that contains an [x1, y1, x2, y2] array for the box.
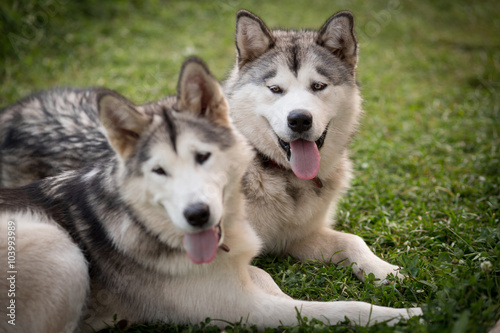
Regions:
[[1, 0, 499, 332]]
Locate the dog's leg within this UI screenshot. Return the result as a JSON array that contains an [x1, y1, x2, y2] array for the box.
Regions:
[[248, 265, 292, 299], [288, 227, 401, 284], [242, 291, 422, 328], [167, 264, 420, 329], [245, 267, 420, 327], [0, 216, 89, 333]]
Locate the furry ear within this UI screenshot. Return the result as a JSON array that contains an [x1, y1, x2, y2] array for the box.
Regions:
[[235, 10, 275, 67], [317, 11, 358, 69], [98, 91, 149, 158], [176, 57, 230, 126]]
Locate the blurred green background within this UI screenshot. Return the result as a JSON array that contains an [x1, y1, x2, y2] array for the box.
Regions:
[[2, 1, 497, 104], [0, 1, 499, 332]]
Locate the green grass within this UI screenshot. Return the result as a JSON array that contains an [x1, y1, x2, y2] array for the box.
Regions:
[[1, 0, 499, 332]]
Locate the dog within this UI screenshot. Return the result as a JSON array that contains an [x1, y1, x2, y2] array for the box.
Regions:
[[0, 57, 421, 333], [223, 10, 402, 282], [0, 10, 403, 285]]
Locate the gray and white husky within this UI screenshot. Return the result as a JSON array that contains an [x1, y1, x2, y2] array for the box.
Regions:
[[225, 10, 402, 282], [0, 10, 402, 284], [0, 58, 421, 332]]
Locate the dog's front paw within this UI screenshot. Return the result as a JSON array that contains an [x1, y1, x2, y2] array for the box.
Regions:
[[407, 307, 423, 317], [370, 306, 423, 326], [353, 259, 403, 285], [376, 263, 406, 285]]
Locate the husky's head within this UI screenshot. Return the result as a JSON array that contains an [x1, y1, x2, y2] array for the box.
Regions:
[[98, 57, 252, 264], [225, 10, 362, 180]]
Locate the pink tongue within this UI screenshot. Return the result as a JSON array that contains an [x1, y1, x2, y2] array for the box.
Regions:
[[289, 139, 321, 180], [183, 227, 219, 264]]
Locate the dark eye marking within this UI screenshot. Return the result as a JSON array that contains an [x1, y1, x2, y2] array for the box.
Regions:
[[195, 152, 211, 165], [152, 167, 168, 176]]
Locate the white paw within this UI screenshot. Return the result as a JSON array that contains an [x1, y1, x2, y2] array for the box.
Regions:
[[370, 306, 423, 326], [353, 259, 402, 285], [408, 307, 423, 317]]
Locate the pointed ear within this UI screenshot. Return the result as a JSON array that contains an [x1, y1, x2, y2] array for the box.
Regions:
[[235, 10, 275, 67], [176, 57, 229, 126], [98, 91, 150, 159], [317, 11, 358, 69]]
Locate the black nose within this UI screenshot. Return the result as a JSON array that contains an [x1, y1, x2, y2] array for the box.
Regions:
[[287, 110, 313, 133], [183, 202, 210, 227]]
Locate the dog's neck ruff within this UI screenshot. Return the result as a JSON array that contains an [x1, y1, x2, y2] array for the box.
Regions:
[[257, 151, 323, 188]]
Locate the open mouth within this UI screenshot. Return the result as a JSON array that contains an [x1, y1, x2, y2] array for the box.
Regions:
[[276, 126, 328, 180], [278, 126, 328, 161], [183, 221, 226, 264]]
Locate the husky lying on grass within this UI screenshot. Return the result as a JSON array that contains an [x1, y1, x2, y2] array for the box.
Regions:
[[224, 10, 402, 282], [0, 58, 421, 332]]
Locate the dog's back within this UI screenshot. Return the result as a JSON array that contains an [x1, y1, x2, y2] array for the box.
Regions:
[[0, 87, 112, 187]]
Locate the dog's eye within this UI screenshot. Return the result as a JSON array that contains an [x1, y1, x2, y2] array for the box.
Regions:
[[268, 85, 283, 94], [195, 152, 211, 165], [152, 167, 168, 176], [311, 82, 327, 91]]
